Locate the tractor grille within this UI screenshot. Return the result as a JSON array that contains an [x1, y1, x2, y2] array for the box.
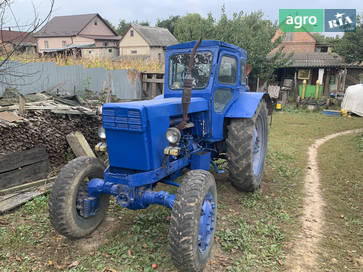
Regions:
[[103, 109, 145, 132]]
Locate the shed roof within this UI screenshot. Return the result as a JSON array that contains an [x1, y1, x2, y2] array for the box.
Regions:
[[284, 52, 344, 68], [130, 24, 177, 47], [35, 13, 117, 37], [0, 30, 36, 44]]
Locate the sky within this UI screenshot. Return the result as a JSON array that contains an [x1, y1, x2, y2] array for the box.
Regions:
[[3, 0, 362, 35]]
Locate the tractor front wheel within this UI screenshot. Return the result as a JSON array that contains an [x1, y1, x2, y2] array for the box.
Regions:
[[49, 156, 109, 238], [169, 170, 217, 272], [226, 101, 268, 192]]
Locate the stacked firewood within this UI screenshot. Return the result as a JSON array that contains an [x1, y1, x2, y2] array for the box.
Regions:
[[0, 111, 101, 171]]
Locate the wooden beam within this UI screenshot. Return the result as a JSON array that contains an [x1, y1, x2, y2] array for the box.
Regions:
[[0, 146, 48, 173], [0, 182, 54, 213], [0, 176, 56, 196], [66, 131, 96, 158], [0, 160, 49, 189]]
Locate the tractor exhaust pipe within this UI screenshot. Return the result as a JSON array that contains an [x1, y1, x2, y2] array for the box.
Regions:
[[177, 39, 202, 130]]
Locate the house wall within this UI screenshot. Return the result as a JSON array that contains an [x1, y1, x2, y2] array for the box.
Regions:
[[81, 47, 119, 59], [150, 47, 165, 61], [79, 16, 115, 36], [94, 40, 118, 47], [37, 37, 73, 51], [119, 27, 150, 56]]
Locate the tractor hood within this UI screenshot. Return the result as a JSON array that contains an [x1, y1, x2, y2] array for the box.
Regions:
[[102, 97, 208, 171]]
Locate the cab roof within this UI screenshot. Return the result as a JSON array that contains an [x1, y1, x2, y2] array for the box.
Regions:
[[167, 40, 245, 56]]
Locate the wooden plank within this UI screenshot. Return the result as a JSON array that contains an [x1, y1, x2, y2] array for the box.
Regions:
[[0, 146, 48, 173], [66, 131, 96, 158], [0, 160, 49, 189], [0, 176, 56, 195], [0, 182, 53, 213], [142, 78, 164, 83]]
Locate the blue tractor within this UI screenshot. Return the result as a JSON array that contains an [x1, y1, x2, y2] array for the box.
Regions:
[[49, 40, 272, 272]]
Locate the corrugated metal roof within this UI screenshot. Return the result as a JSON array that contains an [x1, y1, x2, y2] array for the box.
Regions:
[[285, 52, 344, 67], [131, 24, 178, 47]]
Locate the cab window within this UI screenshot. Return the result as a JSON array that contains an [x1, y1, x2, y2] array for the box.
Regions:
[[218, 56, 237, 85], [241, 59, 247, 85]]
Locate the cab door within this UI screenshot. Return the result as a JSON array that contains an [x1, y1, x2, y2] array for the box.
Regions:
[[209, 50, 240, 140]]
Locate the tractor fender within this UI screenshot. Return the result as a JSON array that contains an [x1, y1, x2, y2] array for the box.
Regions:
[[225, 92, 272, 118]]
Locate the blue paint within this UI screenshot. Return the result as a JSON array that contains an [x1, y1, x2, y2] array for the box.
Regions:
[[191, 152, 211, 171], [225, 92, 268, 118], [80, 41, 270, 259], [198, 192, 216, 254]]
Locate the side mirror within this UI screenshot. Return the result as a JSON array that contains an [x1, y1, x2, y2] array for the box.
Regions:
[[246, 64, 252, 76]]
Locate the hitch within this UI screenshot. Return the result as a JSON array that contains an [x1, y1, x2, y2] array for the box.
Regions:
[[85, 178, 175, 214]]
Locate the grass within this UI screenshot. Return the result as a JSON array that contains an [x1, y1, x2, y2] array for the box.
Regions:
[[317, 133, 363, 271], [0, 110, 362, 271]]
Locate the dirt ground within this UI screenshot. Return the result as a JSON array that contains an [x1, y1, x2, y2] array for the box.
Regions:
[[285, 128, 363, 272], [0, 111, 362, 272]]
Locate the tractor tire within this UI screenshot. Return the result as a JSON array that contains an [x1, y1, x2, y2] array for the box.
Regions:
[[169, 170, 217, 272], [226, 101, 268, 192], [49, 156, 109, 238]]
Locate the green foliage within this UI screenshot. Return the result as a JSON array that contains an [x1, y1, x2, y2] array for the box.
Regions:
[[312, 33, 339, 45], [334, 15, 363, 63], [172, 8, 290, 83], [156, 16, 180, 34]]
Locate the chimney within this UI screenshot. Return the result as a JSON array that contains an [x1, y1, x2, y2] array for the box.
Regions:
[[8, 27, 11, 31]]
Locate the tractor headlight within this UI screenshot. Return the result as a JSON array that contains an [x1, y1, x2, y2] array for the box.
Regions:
[[98, 125, 106, 139], [166, 127, 181, 144]]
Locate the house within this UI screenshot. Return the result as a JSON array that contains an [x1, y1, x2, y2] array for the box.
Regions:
[[269, 30, 353, 96], [0, 29, 36, 54], [34, 13, 121, 59], [119, 24, 178, 61]]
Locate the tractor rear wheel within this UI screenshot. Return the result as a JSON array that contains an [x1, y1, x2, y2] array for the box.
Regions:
[[226, 101, 268, 192], [169, 170, 217, 272], [49, 156, 109, 238]]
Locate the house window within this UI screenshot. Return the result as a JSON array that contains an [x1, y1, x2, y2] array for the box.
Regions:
[[44, 41, 49, 49], [108, 49, 112, 53], [62, 41, 66, 47], [130, 30, 134, 37], [104, 42, 108, 47], [131, 50, 137, 54], [94, 19, 98, 25], [89, 51, 92, 54]]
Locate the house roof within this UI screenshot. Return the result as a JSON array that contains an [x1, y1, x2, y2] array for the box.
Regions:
[[129, 24, 178, 46], [78, 34, 121, 41], [34, 13, 118, 37], [0, 30, 36, 44], [285, 52, 344, 68]]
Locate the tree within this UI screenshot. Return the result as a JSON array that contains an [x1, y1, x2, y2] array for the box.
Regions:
[[173, 13, 215, 42], [156, 15, 180, 34], [334, 15, 363, 63], [173, 8, 289, 84]]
